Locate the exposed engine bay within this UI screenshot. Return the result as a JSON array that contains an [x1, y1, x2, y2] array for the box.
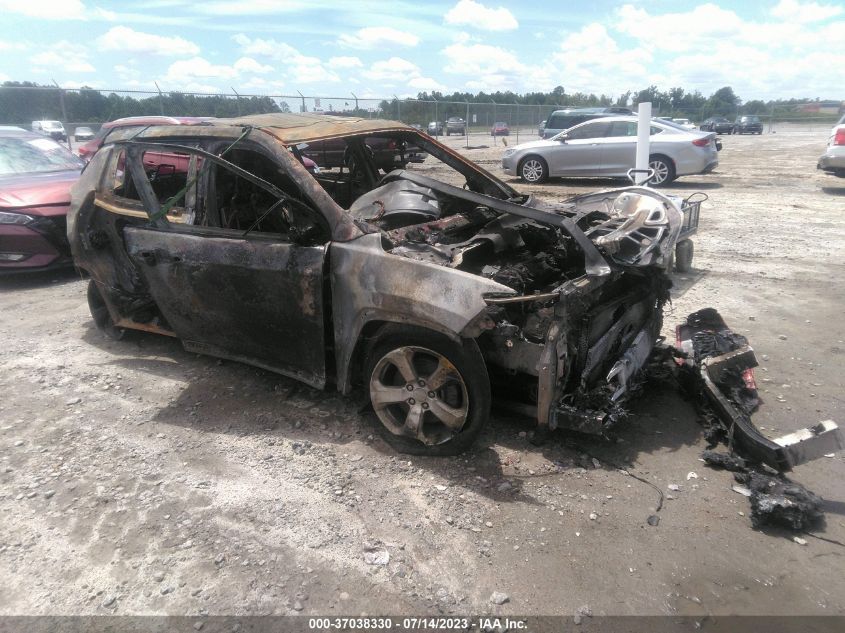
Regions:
[[347, 170, 682, 433]]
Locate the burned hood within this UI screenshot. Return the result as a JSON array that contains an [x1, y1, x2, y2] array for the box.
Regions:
[[360, 172, 682, 292]]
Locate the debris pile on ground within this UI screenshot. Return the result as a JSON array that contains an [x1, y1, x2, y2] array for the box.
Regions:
[[736, 471, 824, 531], [700, 449, 824, 532], [701, 450, 748, 472]]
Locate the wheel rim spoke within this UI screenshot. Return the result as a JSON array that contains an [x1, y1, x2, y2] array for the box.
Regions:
[[369, 345, 470, 446], [428, 399, 467, 429], [384, 347, 418, 383], [370, 382, 411, 408], [404, 404, 425, 439], [427, 357, 456, 390]]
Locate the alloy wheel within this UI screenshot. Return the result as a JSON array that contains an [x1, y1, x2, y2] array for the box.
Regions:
[[369, 346, 469, 446]]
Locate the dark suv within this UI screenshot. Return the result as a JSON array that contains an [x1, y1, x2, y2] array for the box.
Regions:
[[733, 115, 763, 135], [541, 107, 632, 139], [700, 117, 733, 134], [445, 117, 466, 136]]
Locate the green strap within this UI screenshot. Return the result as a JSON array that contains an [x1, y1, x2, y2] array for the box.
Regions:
[[150, 126, 253, 222]]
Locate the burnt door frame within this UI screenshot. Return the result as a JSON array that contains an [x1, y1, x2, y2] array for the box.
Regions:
[[118, 138, 329, 388]]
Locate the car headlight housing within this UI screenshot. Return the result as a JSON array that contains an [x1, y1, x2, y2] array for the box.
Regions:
[[503, 149, 516, 158], [0, 211, 35, 225]]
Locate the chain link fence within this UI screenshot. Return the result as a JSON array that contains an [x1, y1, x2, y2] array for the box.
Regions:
[[1, 85, 842, 148]]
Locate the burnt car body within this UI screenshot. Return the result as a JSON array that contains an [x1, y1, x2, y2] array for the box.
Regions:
[[67, 113, 841, 459], [302, 136, 424, 173], [1, 128, 84, 272]]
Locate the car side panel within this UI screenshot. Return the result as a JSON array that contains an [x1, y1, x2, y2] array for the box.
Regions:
[[329, 232, 515, 393], [124, 227, 328, 388]]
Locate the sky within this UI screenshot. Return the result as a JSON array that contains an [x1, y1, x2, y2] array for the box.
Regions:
[[0, 0, 843, 104]]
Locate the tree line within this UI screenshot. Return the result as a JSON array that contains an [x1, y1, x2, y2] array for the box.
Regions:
[[1, 81, 840, 127]]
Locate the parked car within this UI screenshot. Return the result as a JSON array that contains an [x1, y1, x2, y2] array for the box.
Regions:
[[672, 118, 696, 130], [426, 121, 443, 136], [491, 122, 510, 136], [70, 113, 696, 456], [733, 115, 763, 135], [303, 136, 424, 173], [31, 120, 67, 142], [0, 128, 84, 272], [817, 113, 845, 178], [73, 126, 95, 141], [76, 116, 212, 161], [699, 117, 733, 134], [445, 117, 466, 136], [541, 107, 633, 139], [502, 116, 719, 186]]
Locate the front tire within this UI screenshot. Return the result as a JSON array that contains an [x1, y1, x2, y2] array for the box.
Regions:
[[364, 326, 490, 456], [648, 155, 676, 186], [519, 155, 548, 183]]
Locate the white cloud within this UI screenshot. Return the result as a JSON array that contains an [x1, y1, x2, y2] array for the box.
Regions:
[[338, 26, 420, 50], [363, 57, 421, 82], [440, 42, 534, 92], [444, 0, 518, 31], [615, 4, 744, 53], [239, 77, 286, 93], [197, 0, 308, 15], [31, 41, 95, 73], [611, 3, 845, 99], [328, 56, 363, 69], [233, 57, 273, 74], [441, 42, 524, 76], [232, 33, 298, 59], [0, 39, 27, 51], [0, 0, 86, 19], [232, 34, 339, 84], [771, 0, 842, 23], [96, 26, 200, 56], [165, 57, 239, 83], [408, 76, 447, 93]]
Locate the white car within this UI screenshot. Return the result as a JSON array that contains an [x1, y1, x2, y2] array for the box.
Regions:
[[817, 114, 845, 178], [31, 120, 67, 141], [672, 118, 696, 130], [501, 116, 719, 186]]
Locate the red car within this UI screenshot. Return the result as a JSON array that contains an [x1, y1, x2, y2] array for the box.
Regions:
[[76, 115, 321, 175], [76, 116, 212, 162], [0, 129, 84, 272], [491, 122, 510, 136]]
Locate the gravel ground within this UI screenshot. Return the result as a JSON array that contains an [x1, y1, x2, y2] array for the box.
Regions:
[[1, 124, 843, 618]]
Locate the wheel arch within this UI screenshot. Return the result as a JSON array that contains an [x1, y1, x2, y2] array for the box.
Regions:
[[341, 315, 467, 395]]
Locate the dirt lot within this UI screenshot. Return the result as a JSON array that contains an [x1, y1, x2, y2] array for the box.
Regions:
[[1, 124, 844, 619]]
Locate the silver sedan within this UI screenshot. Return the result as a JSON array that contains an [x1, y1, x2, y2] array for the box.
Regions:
[[817, 115, 845, 178], [501, 116, 719, 186]]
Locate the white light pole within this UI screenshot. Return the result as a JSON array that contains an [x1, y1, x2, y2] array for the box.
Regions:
[[635, 101, 652, 185]]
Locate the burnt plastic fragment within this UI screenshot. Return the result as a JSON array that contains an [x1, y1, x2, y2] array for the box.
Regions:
[[735, 471, 824, 531], [701, 450, 748, 472]]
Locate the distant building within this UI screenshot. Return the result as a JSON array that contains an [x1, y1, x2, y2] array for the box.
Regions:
[[798, 101, 844, 114]]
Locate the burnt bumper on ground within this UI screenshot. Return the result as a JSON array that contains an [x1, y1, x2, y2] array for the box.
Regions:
[[677, 308, 843, 471]]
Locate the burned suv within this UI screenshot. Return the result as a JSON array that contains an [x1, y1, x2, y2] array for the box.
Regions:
[[67, 114, 699, 455]]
